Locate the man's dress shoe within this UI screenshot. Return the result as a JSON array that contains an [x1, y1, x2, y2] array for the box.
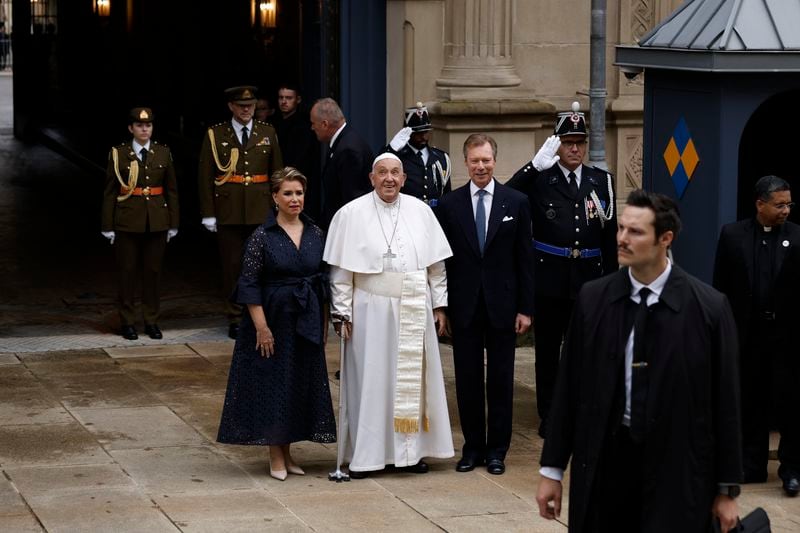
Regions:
[[228, 323, 239, 340], [348, 469, 369, 479], [783, 475, 800, 497], [121, 325, 138, 340], [144, 324, 162, 339], [486, 458, 506, 475], [456, 455, 484, 472]]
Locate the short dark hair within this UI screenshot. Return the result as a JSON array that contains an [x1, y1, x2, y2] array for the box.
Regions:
[[462, 133, 497, 160], [625, 189, 682, 241], [277, 81, 303, 96], [754, 175, 790, 202], [271, 167, 307, 194]]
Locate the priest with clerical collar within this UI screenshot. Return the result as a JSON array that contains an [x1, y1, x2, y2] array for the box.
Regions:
[[323, 152, 454, 479]]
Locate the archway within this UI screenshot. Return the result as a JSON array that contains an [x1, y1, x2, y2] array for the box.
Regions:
[[738, 90, 800, 222]]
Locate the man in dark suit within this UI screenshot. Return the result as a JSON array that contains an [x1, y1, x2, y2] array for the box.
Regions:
[[506, 102, 618, 437], [198, 86, 283, 339], [713, 175, 800, 496], [437, 133, 534, 475], [309, 97, 373, 229], [537, 189, 742, 533], [384, 102, 451, 207], [271, 82, 322, 220], [101, 107, 179, 340]]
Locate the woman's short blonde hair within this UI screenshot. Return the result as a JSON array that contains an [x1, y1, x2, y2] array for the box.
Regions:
[[271, 167, 308, 194]]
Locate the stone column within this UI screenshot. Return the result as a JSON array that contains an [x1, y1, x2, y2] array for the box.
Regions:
[[436, 0, 520, 96]]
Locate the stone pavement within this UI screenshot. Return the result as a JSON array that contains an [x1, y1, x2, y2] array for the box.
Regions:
[[1, 332, 799, 532]]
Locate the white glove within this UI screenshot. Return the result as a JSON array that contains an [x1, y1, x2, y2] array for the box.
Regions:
[[201, 217, 217, 233], [101, 231, 115, 245], [167, 229, 178, 242], [389, 127, 413, 151], [532, 135, 561, 171]]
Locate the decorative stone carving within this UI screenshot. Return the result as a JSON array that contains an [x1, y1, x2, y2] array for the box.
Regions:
[[632, 0, 654, 42], [624, 135, 644, 191]]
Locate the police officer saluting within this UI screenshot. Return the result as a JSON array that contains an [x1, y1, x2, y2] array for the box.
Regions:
[[198, 86, 283, 339], [384, 102, 451, 207], [101, 107, 179, 340], [506, 102, 617, 437]]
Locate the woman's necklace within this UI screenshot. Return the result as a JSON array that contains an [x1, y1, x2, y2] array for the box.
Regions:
[[373, 193, 401, 269]]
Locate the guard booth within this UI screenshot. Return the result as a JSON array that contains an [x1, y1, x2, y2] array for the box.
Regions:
[[615, 0, 800, 282]]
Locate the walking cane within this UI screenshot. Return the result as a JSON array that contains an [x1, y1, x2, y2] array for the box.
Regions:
[[329, 325, 350, 482]]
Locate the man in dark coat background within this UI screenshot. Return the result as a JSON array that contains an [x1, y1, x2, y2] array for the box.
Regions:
[[506, 102, 617, 437], [271, 82, 322, 220], [713, 175, 800, 496], [437, 133, 534, 476], [536, 189, 742, 533], [309, 97, 373, 230]]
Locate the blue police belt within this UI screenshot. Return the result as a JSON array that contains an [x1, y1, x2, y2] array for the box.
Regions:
[[533, 240, 601, 259]]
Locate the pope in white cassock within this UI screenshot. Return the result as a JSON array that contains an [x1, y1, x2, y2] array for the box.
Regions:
[[323, 152, 455, 478]]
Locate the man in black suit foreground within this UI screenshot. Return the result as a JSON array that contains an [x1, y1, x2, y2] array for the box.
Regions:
[[537, 190, 742, 533], [437, 133, 534, 475], [714, 175, 800, 496], [309, 97, 373, 229]]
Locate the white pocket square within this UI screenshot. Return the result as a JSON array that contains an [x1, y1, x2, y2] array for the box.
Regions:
[[502, 215, 514, 222]]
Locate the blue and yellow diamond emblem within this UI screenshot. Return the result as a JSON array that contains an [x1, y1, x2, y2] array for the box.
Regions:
[[663, 117, 700, 198]]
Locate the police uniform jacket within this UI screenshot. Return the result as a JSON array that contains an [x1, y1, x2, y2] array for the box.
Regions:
[[384, 143, 451, 205], [101, 141, 179, 233], [198, 120, 283, 226], [506, 162, 617, 300]]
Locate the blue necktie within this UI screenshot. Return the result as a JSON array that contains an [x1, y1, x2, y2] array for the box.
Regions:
[[476, 189, 487, 254]]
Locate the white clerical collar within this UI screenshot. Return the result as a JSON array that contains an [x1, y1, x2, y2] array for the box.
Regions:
[[628, 259, 671, 300], [373, 190, 400, 208], [231, 119, 253, 135], [330, 122, 347, 148], [469, 178, 495, 197], [132, 140, 150, 154], [762, 225, 773, 232]]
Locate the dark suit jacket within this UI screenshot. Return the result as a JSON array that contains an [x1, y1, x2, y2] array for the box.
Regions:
[[506, 162, 617, 300], [541, 265, 742, 533], [319, 124, 373, 229], [197, 120, 283, 226], [102, 141, 179, 233], [437, 179, 534, 330], [713, 218, 800, 351]]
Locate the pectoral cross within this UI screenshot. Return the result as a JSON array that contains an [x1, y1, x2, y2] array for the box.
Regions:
[[383, 247, 397, 270]]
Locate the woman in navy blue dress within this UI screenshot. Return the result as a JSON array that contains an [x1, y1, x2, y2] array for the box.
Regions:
[[217, 167, 336, 480]]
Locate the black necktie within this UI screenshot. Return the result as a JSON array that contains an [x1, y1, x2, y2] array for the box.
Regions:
[[630, 287, 651, 443], [241, 126, 249, 147], [139, 147, 147, 168], [417, 150, 425, 166], [568, 171, 579, 197]]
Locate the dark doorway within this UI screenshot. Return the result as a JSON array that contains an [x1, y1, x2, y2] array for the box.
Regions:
[[738, 90, 800, 222]]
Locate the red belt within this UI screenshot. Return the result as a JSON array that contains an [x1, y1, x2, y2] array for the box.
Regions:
[[121, 186, 163, 196], [224, 174, 269, 184]]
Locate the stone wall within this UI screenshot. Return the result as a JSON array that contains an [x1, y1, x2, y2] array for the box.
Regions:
[[386, 0, 683, 194]]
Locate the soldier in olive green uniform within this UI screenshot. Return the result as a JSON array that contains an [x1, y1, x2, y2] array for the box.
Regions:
[[101, 107, 180, 341], [198, 86, 284, 338]]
